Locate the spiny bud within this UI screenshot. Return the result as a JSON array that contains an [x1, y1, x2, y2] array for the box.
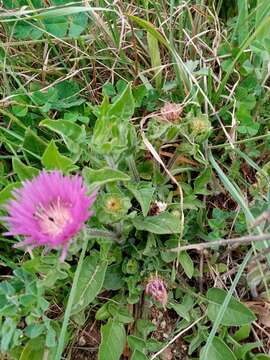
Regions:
[[160, 102, 182, 123], [145, 276, 168, 307]]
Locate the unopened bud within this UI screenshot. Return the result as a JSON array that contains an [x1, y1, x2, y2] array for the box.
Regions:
[[145, 276, 168, 307], [160, 102, 182, 123]]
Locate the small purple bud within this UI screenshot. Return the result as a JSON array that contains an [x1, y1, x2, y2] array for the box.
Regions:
[[145, 276, 168, 307]]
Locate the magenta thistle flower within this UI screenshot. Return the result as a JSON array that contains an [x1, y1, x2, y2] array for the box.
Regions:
[[3, 171, 97, 260], [145, 275, 168, 307]]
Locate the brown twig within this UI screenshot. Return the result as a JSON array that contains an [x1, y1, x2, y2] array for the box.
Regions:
[[170, 233, 270, 253]]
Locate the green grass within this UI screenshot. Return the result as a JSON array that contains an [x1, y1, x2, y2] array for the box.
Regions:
[[1, 1, 270, 359]]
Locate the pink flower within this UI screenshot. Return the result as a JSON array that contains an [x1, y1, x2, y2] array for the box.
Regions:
[[145, 276, 168, 307], [3, 171, 97, 260]]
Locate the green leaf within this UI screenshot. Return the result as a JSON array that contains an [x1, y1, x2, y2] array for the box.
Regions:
[[207, 288, 256, 326], [132, 212, 181, 234], [108, 83, 135, 121], [39, 119, 85, 153], [107, 303, 134, 324], [0, 318, 17, 352], [83, 167, 130, 192], [232, 324, 251, 342], [202, 337, 237, 360], [194, 168, 212, 194], [40, 119, 84, 143], [170, 294, 194, 321], [128, 335, 146, 353], [126, 183, 155, 217], [11, 105, 28, 117], [131, 350, 148, 360], [23, 128, 47, 158], [12, 158, 39, 181], [71, 253, 107, 314], [147, 32, 162, 89], [255, 355, 270, 360], [178, 251, 194, 279], [136, 319, 156, 339], [0, 182, 21, 205], [98, 319, 126, 360], [234, 341, 262, 359], [19, 337, 55, 360], [41, 141, 76, 173], [127, 15, 168, 48]]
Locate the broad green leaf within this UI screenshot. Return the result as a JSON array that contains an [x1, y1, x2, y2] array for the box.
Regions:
[[41, 141, 76, 173], [194, 168, 212, 194], [83, 167, 130, 192], [255, 355, 270, 360], [39, 118, 84, 155], [179, 251, 194, 279], [108, 83, 135, 121], [98, 319, 126, 360], [202, 337, 236, 360], [126, 183, 155, 217], [170, 295, 194, 321], [19, 337, 55, 360], [0, 318, 17, 352], [207, 288, 256, 326], [132, 212, 181, 234], [234, 341, 262, 359], [11, 105, 28, 117], [12, 158, 39, 181], [127, 335, 146, 353], [71, 253, 107, 314], [44, 16, 68, 38], [131, 350, 148, 360], [0, 182, 21, 205], [69, 13, 88, 37], [232, 324, 251, 342], [39, 119, 85, 143], [23, 128, 47, 158], [136, 319, 156, 339], [107, 303, 134, 324]]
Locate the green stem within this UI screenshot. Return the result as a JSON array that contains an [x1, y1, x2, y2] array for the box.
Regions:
[[55, 234, 89, 360]]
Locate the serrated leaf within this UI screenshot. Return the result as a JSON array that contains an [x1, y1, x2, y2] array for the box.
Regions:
[[41, 141, 76, 173], [83, 167, 130, 192], [98, 319, 126, 360], [202, 337, 236, 360], [132, 213, 181, 234], [207, 288, 256, 326], [12, 158, 39, 181], [71, 253, 107, 314]]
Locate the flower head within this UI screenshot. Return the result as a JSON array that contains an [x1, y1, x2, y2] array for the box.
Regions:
[[3, 171, 97, 260], [160, 102, 182, 123], [145, 275, 168, 307]]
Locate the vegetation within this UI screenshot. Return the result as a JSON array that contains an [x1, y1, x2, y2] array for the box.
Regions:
[[1, 0, 270, 359]]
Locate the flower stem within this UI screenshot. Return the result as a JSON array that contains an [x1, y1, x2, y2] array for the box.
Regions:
[[55, 234, 89, 360]]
